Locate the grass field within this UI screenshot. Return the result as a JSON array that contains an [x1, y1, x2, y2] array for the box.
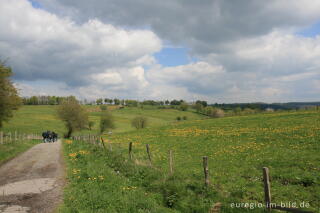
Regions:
[[2, 105, 206, 136], [63, 110, 320, 212], [1, 105, 65, 135]]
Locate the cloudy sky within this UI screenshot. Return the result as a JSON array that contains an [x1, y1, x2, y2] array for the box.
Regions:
[[1, 0, 320, 103]]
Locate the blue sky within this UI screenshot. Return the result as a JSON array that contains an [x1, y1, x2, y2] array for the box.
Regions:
[[28, 0, 41, 9], [154, 47, 197, 67], [297, 21, 320, 37]]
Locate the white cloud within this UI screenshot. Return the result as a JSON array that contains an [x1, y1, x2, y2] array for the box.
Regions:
[[91, 72, 123, 85], [0, 0, 161, 85], [1, 0, 320, 102]]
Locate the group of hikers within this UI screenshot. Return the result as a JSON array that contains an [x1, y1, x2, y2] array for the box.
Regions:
[[42, 130, 58, 143]]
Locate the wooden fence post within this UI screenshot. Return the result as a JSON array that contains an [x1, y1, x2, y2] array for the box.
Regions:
[[203, 156, 210, 186], [14, 131, 17, 142], [0, 131, 3, 144], [129, 142, 133, 160], [9, 132, 12, 143], [169, 150, 174, 175], [263, 167, 272, 211], [100, 137, 106, 150], [146, 144, 152, 165]]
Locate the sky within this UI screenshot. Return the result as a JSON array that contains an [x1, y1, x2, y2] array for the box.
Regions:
[[0, 0, 320, 103]]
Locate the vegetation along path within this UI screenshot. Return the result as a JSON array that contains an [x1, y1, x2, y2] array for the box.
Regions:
[[0, 140, 64, 213]]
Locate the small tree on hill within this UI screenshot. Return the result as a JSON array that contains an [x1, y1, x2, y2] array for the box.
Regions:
[[179, 102, 189, 111], [132, 116, 148, 129], [100, 110, 115, 133], [0, 62, 22, 128], [194, 103, 204, 113], [57, 97, 88, 138]]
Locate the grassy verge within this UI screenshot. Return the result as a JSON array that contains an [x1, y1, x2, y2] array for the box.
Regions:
[[62, 139, 280, 212], [61, 139, 178, 213], [0, 140, 40, 164]]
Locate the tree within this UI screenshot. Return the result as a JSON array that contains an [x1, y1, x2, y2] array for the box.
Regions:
[[205, 106, 213, 116], [195, 103, 204, 113], [196, 100, 207, 107], [131, 116, 148, 129], [29, 96, 39, 105], [179, 102, 189, 111], [96, 98, 103, 105], [104, 98, 113, 104], [88, 121, 95, 130], [57, 97, 88, 138], [170, 99, 181, 105], [0, 62, 22, 128], [114, 98, 120, 105], [100, 110, 115, 133]]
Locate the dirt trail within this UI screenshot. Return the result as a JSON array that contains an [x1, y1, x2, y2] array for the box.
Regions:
[[0, 140, 64, 213]]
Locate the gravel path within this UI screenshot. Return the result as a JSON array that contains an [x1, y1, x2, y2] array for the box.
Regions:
[[0, 140, 64, 213]]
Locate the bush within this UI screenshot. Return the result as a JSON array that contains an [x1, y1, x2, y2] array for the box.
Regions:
[[205, 107, 225, 118], [212, 108, 225, 118], [182, 116, 187, 120], [131, 116, 148, 129], [100, 111, 115, 133], [88, 121, 95, 130], [194, 103, 204, 113], [179, 102, 189, 111], [100, 105, 107, 111], [176, 116, 181, 121]]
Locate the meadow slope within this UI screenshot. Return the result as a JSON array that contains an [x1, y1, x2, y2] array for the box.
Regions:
[[63, 110, 320, 212]]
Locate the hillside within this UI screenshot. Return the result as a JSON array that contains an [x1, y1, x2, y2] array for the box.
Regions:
[[2, 105, 206, 136], [63, 109, 320, 212]]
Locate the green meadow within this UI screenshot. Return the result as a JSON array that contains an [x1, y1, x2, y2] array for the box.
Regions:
[[2, 105, 205, 136], [64, 109, 320, 212], [1, 106, 319, 212]]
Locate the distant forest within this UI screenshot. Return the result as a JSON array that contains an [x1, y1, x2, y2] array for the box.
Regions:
[[22, 96, 319, 110]]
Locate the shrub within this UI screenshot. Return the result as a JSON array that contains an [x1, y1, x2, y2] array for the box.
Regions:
[[100, 105, 107, 111], [194, 103, 204, 113], [183, 116, 187, 120], [179, 102, 189, 111], [212, 108, 225, 118], [88, 121, 95, 130], [131, 116, 148, 129], [205, 106, 213, 116], [100, 111, 115, 133], [176, 116, 181, 121]]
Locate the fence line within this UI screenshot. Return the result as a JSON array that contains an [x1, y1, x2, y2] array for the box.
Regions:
[[71, 134, 315, 213], [0, 131, 42, 144]]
